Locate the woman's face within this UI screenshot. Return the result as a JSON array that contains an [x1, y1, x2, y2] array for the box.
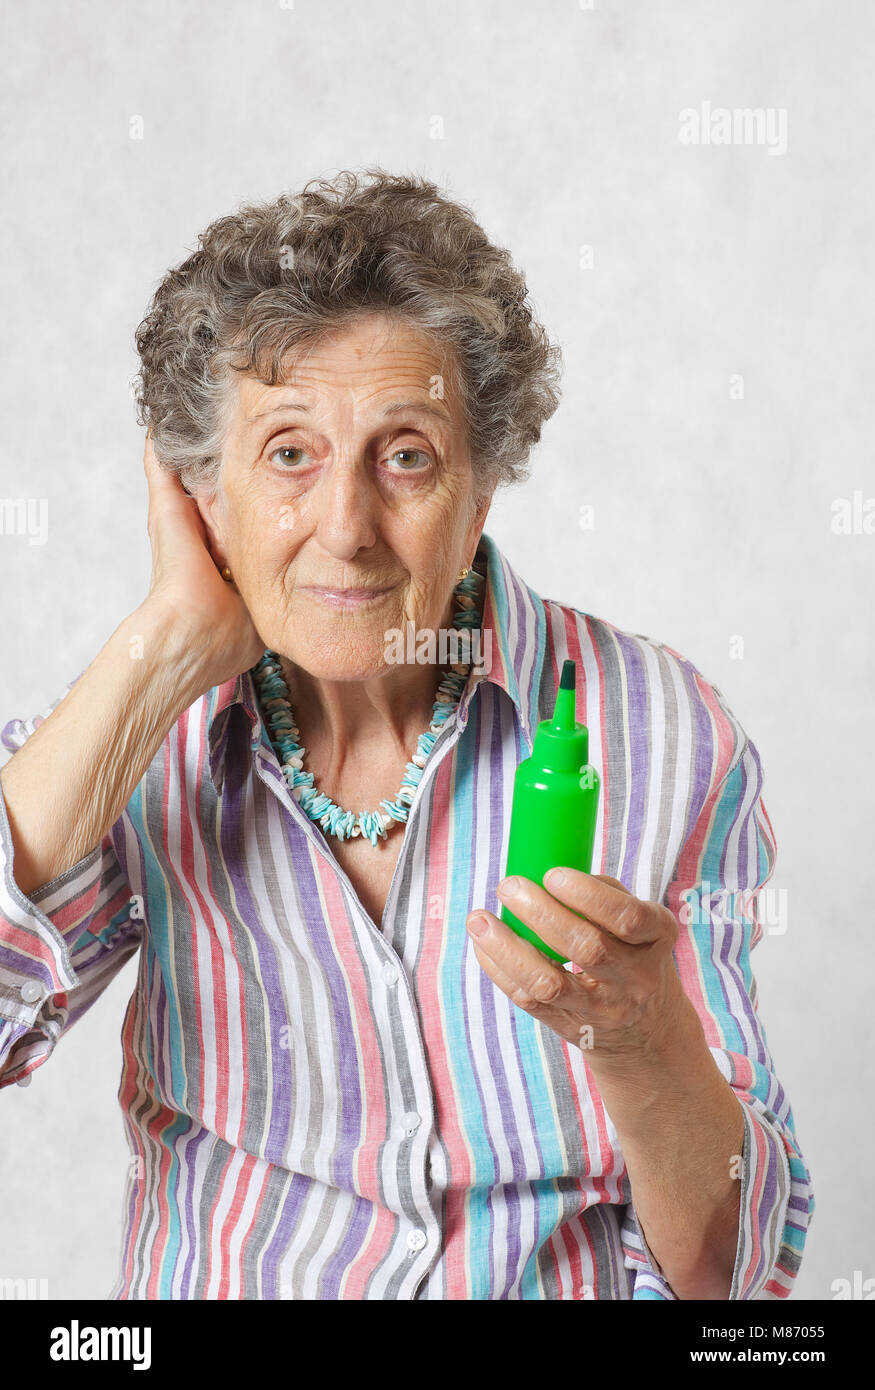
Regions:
[[197, 313, 494, 680]]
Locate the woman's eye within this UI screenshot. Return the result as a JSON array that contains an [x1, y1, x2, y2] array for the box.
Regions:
[[268, 444, 430, 472], [386, 447, 430, 471], [270, 446, 308, 469]]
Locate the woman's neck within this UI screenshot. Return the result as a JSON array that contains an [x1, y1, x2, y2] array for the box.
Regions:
[[281, 655, 445, 762]]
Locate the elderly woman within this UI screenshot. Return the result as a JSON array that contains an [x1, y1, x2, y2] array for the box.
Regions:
[[0, 168, 812, 1301]]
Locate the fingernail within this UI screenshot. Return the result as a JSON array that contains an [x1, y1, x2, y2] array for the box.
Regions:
[[545, 867, 566, 888], [496, 876, 520, 899], [466, 914, 488, 936]]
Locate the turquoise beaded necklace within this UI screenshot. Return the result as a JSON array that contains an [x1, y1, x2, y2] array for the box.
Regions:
[[250, 568, 484, 847]]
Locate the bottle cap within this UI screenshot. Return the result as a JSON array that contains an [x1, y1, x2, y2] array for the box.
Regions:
[[532, 658, 590, 772]]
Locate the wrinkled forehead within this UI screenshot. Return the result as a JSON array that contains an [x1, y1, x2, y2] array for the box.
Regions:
[[229, 318, 458, 417]]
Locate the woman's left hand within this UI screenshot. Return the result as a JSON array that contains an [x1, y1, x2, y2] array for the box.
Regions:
[[466, 868, 687, 1062]]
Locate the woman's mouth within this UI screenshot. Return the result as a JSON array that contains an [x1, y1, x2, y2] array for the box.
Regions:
[[300, 585, 394, 609]]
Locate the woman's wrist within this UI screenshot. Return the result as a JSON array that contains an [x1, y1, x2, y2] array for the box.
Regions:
[[123, 599, 225, 713]]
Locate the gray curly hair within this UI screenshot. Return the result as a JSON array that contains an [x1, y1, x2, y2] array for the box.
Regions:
[[132, 167, 563, 498]]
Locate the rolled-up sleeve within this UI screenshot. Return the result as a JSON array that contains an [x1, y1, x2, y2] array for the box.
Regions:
[[620, 736, 814, 1299], [0, 687, 142, 1088]]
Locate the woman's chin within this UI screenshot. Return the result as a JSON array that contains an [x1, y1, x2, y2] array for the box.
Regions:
[[275, 645, 404, 685], [262, 608, 417, 679]]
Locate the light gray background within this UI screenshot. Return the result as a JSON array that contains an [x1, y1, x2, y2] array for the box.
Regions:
[[1, 0, 871, 1301]]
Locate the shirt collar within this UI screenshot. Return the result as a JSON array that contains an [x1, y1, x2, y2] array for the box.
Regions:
[[206, 529, 547, 791], [456, 530, 546, 747]]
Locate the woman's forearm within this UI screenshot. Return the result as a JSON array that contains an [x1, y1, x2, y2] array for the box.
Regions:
[[0, 602, 209, 898], [587, 994, 745, 1299]]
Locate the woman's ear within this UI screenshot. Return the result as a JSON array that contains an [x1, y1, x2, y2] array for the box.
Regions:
[[193, 488, 229, 569], [470, 483, 495, 542]]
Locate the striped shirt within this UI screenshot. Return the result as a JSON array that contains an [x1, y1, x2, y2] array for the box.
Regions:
[[0, 530, 813, 1299]]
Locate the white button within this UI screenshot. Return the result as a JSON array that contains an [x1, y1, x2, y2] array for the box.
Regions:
[[382, 964, 398, 986], [406, 1228, 427, 1253], [400, 1110, 421, 1135], [16, 1072, 32, 1087], [20, 981, 43, 1004]]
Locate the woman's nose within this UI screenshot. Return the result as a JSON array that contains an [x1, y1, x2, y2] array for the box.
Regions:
[[311, 461, 379, 557]]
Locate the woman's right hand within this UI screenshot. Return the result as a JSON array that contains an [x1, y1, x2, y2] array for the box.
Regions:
[[140, 429, 266, 689]]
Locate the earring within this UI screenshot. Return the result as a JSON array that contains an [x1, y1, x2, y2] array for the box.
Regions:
[[458, 566, 469, 581], [220, 566, 233, 582]]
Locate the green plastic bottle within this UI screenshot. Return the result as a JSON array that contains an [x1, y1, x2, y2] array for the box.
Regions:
[[499, 659, 600, 965]]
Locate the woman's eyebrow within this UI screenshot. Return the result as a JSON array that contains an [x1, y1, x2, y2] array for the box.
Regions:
[[246, 399, 310, 423], [246, 398, 452, 426], [380, 400, 451, 423]]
